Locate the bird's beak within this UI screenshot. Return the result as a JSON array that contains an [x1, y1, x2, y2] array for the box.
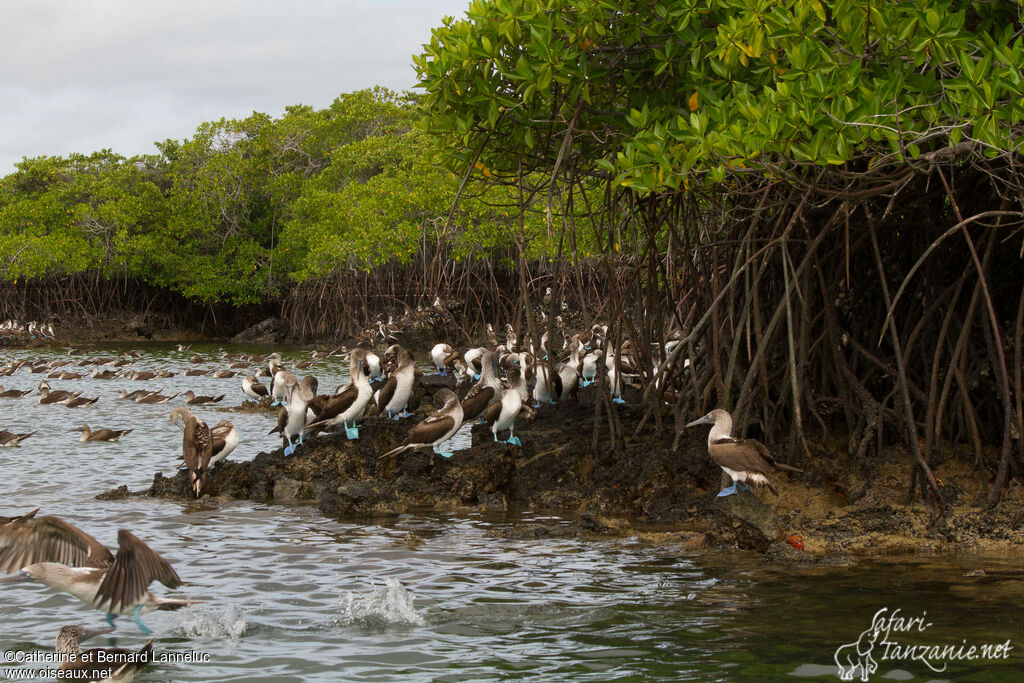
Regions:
[[685, 414, 713, 428], [80, 627, 115, 642], [0, 569, 34, 583]]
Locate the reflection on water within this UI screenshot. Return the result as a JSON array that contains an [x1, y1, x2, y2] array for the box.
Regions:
[[0, 344, 1021, 681]]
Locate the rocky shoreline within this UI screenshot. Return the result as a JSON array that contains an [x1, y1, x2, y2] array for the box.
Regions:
[[100, 386, 1024, 562]]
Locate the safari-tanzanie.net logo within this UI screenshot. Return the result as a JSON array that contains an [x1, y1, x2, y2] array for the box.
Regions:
[[833, 607, 1013, 681]]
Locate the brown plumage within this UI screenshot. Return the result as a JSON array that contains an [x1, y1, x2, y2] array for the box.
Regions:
[[55, 625, 154, 682], [0, 429, 36, 447], [0, 511, 113, 571], [170, 407, 213, 497], [687, 409, 802, 496], [76, 424, 132, 442]]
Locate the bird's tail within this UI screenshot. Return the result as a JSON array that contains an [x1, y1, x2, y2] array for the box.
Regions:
[[774, 462, 803, 473], [380, 444, 413, 460], [153, 596, 201, 611]]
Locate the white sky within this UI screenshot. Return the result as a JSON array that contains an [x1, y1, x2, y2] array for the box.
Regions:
[[0, 0, 468, 175]]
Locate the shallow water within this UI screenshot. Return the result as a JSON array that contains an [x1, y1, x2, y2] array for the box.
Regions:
[[0, 344, 1021, 681]]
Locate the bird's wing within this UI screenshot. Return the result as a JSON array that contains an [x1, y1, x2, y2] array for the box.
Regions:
[[709, 440, 775, 475], [0, 514, 112, 571], [482, 400, 502, 425], [376, 376, 397, 413], [94, 530, 182, 613], [406, 416, 455, 444]]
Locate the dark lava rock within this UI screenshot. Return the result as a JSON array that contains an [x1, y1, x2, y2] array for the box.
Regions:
[[232, 317, 288, 344], [698, 491, 780, 552], [119, 396, 716, 527]]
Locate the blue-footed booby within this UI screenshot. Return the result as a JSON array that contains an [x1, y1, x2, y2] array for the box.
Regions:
[[305, 349, 373, 439], [430, 343, 459, 375], [242, 374, 269, 402], [581, 348, 603, 387], [281, 375, 316, 456], [169, 407, 212, 497], [209, 420, 239, 466], [0, 385, 31, 398], [74, 425, 132, 442], [463, 347, 485, 381], [483, 356, 526, 446], [184, 390, 225, 406], [686, 409, 803, 497], [380, 388, 464, 459], [461, 350, 501, 422], [37, 380, 81, 405], [54, 624, 153, 682], [0, 429, 36, 446], [376, 347, 419, 419], [0, 513, 193, 634], [269, 363, 291, 407]]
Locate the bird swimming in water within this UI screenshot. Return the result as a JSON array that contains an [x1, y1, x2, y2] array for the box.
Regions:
[[686, 409, 803, 497], [0, 385, 31, 398], [54, 624, 154, 682], [380, 389, 464, 460], [74, 424, 133, 443], [0, 511, 193, 634], [0, 429, 36, 447], [184, 390, 225, 406], [65, 394, 100, 408]]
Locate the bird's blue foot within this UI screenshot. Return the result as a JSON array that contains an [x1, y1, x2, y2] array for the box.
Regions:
[[507, 435, 522, 447], [473, 373, 480, 381], [612, 397, 626, 404], [132, 605, 153, 635], [399, 410, 412, 418], [716, 484, 739, 497], [736, 482, 750, 491], [283, 443, 296, 457], [477, 416, 485, 424], [345, 424, 359, 439], [178, 465, 189, 471], [531, 402, 541, 409], [105, 613, 117, 629], [389, 411, 400, 421], [547, 400, 558, 406], [493, 433, 500, 442], [298, 433, 304, 445], [439, 370, 447, 376]]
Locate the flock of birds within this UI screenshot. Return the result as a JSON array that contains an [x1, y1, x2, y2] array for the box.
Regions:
[[0, 319, 57, 342], [0, 313, 805, 681]]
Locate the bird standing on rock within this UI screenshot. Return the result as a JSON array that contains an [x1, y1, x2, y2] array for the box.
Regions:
[[305, 349, 373, 440], [686, 409, 803, 497], [169, 406, 213, 497], [380, 389, 464, 460]]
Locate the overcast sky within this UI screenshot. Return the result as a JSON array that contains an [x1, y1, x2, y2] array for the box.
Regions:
[[0, 0, 468, 175]]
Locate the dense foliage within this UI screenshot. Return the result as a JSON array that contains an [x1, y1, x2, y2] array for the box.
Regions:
[[416, 0, 1024, 191], [415, 0, 1024, 505], [0, 88, 561, 305]]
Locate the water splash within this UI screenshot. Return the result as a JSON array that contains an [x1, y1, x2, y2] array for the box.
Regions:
[[169, 605, 247, 640], [337, 578, 426, 629]]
